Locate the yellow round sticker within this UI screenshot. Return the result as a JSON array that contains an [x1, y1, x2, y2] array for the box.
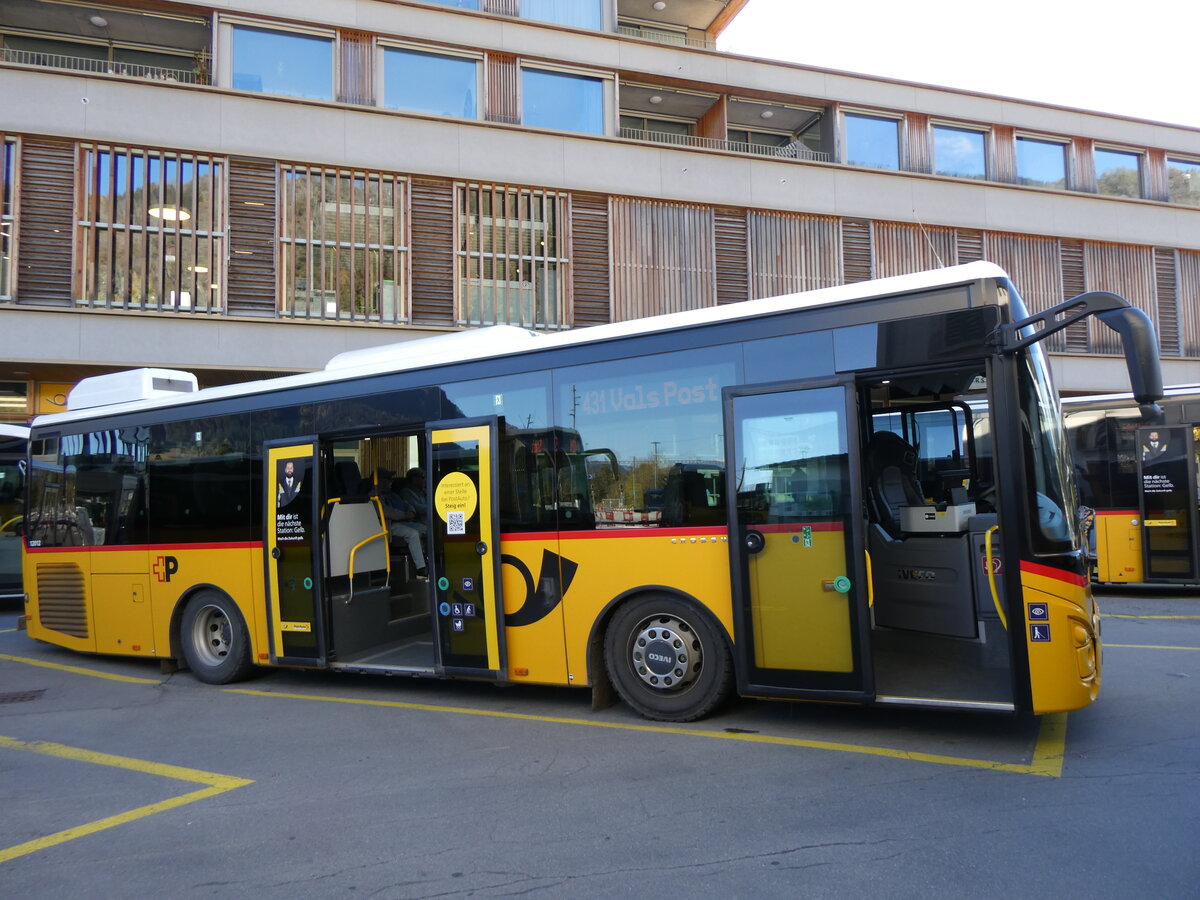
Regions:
[[434, 471, 478, 528]]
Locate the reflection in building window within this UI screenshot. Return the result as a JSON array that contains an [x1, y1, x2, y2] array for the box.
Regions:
[[844, 113, 900, 170], [1095, 148, 1142, 198], [933, 125, 987, 179], [521, 0, 603, 29], [522, 68, 604, 135], [456, 183, 568, 329], [1, 137, 14, 301], [383, 47, 479, 118], [231, 25, 332, 100], [280, 165, 409, 322], [1016, 136, 1068, 189], [78, 145, 225, 311], [1167, 157, 1200, 206]]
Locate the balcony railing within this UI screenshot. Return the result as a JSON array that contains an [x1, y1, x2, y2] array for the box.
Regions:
[[617, 25, 716, 51], [2, 48, 205, 85], [619, 127, 832, 163]]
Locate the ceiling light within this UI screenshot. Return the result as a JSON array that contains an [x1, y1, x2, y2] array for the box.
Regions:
[[760, 109, 775, 119], [653, 1, 667, 10], [648, 94, 663, 104], [89, 15, 108, 28], [148, 206, 191, 222]]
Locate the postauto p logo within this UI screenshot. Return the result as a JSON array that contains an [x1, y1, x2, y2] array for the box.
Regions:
[[153, 555, 179, 583]]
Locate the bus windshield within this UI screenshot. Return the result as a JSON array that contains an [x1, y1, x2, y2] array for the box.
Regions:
[[1020, 343, 1078, 553]]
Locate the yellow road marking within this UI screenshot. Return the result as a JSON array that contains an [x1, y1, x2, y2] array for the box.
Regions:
[[1105, 643, 1200, 651], [0, 653, 162, 684], [0, 628, 16, 634], [0, 737, 253, 864], [1101, 614, 1200, 620], [227, 688, 1068, 778]]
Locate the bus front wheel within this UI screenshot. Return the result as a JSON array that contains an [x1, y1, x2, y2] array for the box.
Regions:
[[604, 594, 733, 722], [180, 591, 255, 685]]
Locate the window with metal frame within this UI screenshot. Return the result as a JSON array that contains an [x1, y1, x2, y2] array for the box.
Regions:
[[77, 144, 225, 312], [1015, 135, 1069, 189], [1, 136, 14, 301], [1166, 157, 1200, 206], [455, 182, 569, 329], [279, 165, 410, 323], [1094, 147, 1143, 198]]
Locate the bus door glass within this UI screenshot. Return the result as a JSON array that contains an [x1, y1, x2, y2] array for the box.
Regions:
[[428, 419, 506, 678], [725, 381, 871, 699], [264, 440, 326, 666], [1138, 424, 1200, 582]]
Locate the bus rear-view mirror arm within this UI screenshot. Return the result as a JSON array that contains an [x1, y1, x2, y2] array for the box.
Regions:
[[989, 290, 1164, 413]]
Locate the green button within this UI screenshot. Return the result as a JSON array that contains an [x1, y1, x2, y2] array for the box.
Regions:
[[437, 576, 450, 591], [832, 576, 851, 593]]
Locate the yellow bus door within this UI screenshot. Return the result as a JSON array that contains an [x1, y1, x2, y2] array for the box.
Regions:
[[264, 439, 327, 667], [427, 419, 506, 679], [726, 381, 873, 701]]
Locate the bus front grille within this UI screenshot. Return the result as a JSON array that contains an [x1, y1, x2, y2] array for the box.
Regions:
[[36, 563, 89, 639]]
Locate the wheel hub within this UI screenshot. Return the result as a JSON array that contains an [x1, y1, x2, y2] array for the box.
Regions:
[[630, 615, 701, 691]]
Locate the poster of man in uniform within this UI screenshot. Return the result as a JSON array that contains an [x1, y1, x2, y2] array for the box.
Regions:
[[277, 458, 305, 508]]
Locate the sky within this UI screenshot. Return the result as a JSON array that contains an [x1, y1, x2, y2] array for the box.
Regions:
[[717, 0, 1199, 129]]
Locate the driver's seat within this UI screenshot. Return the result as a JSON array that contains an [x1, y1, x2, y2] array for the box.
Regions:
[[865, 431, 926, 537]]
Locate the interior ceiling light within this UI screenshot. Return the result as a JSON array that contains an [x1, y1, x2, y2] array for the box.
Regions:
[[89, 15, 108, 27], [148, 206, 191, 222], [653, 1, 667, 10], [760, 109, 775, 119], [648, 94, 663, 104]]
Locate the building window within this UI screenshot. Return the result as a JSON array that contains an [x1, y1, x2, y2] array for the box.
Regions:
[[382, 47, 480, 118], [1016, 136, 1069, 189], [279, 165, 409, 323], [231, 25, 333, 100], [1094, 147, 1142, 198], [620, 115, 692, 141], [1, 137, 14, 302], [522, 68, 604, 135], [78, 145, 225, 312], [844, 113, 900, 170], [1167, 157, 1200, 206], [727, 128, 791, 154], [521, 0, 603, 29], [456, 183, 568, 329], [933, 124, 987, 179]]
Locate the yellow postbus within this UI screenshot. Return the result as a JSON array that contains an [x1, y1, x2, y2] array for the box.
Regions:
[[1, 423, 28, 601], [1064, 386, 1200, 585], [19, 262, 1162, 721]]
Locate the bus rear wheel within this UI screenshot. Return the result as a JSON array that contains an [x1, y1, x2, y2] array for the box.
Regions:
[[180, 591, 255, 685], [604, 594, 733, 722]]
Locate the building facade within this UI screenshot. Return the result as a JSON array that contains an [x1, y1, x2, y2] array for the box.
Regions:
[[2, 0, 1199, 422]]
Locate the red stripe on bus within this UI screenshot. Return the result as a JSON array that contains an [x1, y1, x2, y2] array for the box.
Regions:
[[1019, 559, 1089, 588], [25, 541, 264, 554], [501, 527, 727, 541]]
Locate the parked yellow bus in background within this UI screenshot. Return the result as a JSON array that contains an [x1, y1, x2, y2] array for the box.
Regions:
[[1, 423, 29, 602], [19, 263, 1161, 720], [1065, 386, 1200, 585]]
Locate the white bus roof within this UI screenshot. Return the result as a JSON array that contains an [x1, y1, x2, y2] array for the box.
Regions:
[[32, 261, 1010, 429], [0, 423, 30, 439]]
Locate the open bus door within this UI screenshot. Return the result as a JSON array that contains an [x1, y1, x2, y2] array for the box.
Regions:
[[264, 439, 328, 667], [427, 419, 507, 679], [724, 379, 873, 702]]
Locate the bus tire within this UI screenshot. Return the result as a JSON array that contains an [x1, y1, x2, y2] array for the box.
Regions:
[[179, 591, 255, 685], [604, 594, 733, 722]]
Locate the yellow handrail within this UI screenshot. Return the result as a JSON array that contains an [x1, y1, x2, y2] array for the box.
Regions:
[[865, 549, 874, 608], [985, 525, 1007, 630]]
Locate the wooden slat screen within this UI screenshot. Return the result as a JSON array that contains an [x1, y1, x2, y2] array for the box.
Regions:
[[569, 192, 611, 325], [486, 53, 519, 125], [747, 210, 840, 299], [956, 229, 984, 263], [905, 113, 931, 175], [1177, 250, 1200, 357], [226, 157, 278, 316], [16, 137, 74, 305], [984, 231, 1065, 348], [714, 206, 748, 305], [338, 30, 374, 106], [991, 126, 1017, 184], [1059, 239, 1089, 352], [410, 177, 455, 325], [1154, 248, 1180, 356], [873, 220, 955, 278], [1084, 242, 1157, 355], [610, 197, 714, 321], [840, 219, 873, 283]]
